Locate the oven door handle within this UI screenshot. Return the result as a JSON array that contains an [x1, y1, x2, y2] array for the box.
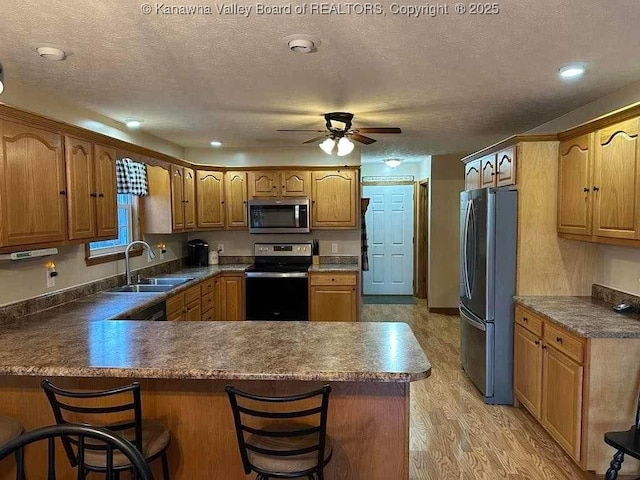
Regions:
[[245, 272, 309, 279]]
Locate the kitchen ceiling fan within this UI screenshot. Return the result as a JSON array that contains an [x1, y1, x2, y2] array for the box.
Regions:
[[277, 112, 401, 156]]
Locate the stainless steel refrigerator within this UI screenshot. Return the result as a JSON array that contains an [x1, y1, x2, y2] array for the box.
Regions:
[[459, 187, 517, 405]]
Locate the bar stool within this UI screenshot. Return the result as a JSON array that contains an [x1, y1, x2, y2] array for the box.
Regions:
[[41, 380, 171, 480], [0, 416, 23, 448], [225, 385, 332, 480], [603, 391, 640, 480]]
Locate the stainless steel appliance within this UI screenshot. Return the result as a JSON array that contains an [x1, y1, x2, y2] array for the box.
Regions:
[[186, 239, 209, 267], [459, 187, 517, 405], [248, 198, 310, 234], [245, 243, 312, 320], [131, 301, 166, 321]]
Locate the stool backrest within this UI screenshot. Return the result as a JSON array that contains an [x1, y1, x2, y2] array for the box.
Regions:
[[0, 423, 153, 480], [41, 379, 143, 467], [635, 390, 640, 431], [225, 385, 331, 475]]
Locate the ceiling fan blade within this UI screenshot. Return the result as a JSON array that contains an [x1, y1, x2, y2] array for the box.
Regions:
[[355, 127, 402, 134], [277, 129, 327, 132], [303, 134, 330, 144], [349, 133, 376, 145]]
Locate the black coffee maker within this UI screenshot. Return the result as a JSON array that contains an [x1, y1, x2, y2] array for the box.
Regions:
[[186, 239, 209, 267]]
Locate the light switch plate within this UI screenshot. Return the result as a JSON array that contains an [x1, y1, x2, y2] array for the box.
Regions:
[[331, 243, 338, 253], [217, 243, 224, 254]]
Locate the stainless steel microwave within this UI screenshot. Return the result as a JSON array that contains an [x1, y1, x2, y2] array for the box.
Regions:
[[248, 198, 310, 234]]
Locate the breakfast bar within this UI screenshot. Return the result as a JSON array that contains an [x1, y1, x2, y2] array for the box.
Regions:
[[0, 319, 431, 479]]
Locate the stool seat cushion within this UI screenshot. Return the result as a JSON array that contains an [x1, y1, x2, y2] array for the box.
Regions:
[[246, 422, 333, 474], [0, 416, 23, 447], [83, 419, 170, 468], [604, 427, 640, 458]]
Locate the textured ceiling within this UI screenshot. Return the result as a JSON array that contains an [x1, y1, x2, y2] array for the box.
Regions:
[[1, 0, 640, 163]]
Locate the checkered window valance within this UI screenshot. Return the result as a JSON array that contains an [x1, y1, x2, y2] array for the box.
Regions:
[[116, 158, 148, 196]]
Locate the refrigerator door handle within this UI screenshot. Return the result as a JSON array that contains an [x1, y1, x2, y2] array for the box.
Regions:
[[462, 199, 472, 299], [461, 308, 487, 332]]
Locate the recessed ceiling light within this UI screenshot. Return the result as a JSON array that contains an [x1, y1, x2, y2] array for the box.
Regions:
[[36, 46, 66, 61], [124, 119, 143, 129], [559, 63, 586, 80], [0, 62, 4, 95], [210, 140, 222, 147], [282, 34, 321, 54]]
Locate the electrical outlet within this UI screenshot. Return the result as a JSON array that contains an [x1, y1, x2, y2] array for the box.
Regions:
[[217, 243, 224, 254], [331, 243, 338, 254], [46, 270, 55, 288], [160, 250, 165, 261]]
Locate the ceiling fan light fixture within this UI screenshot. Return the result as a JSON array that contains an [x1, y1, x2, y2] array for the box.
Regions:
[[336, 137, 355, 157], [384, 158, 403, 168], [319, 137, 335, 155], [0, 62, 4, 95]]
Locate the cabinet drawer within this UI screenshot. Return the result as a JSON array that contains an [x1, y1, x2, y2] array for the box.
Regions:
[[166, 294, 184, 316], [515, 306, 543, 337], [202, 291, 215, 313], [201, 278, 215, 295], [167, 310, 184, 321], [202, 308, 215, 321], [544, 323, 585, 364], [310, 273, 357, 286], [184, 284, 201, 304]]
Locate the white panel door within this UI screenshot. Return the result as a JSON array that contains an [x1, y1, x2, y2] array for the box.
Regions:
[[363, 184, 414, 295]]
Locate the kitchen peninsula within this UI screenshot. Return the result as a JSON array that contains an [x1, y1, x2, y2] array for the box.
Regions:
[[0, 315, 430, 479]]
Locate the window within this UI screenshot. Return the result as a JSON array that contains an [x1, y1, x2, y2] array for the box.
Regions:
[[89, 194, 136, 255]]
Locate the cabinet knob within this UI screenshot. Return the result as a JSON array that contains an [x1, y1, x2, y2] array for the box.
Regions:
[[593, 186, 600, 192], [90, 193, 98, 197], [522, 317, 528, 322], [583, 187, 590, 193], [98, 193, 105, 198], [534, 340, 540, 345], [59, 190, 67, 195], [542, 345, 547, 349], [556, 336, 563, 344]]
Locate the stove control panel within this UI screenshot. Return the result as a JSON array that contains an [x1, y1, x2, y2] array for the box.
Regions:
[[254, 243, 312, 257]]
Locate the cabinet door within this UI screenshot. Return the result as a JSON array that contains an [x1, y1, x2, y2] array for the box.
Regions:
[[224, 275, 244, 321], [496, 147, 516, 187], [309, 285, 357, 321], [225, 171, 248, 228], [214, 277, 225, 320], [196, 170, 224, 228], [183, 168, 196, 230], [281, 171, 311, 197], [558, 134, 593, 236], [593, 119, 640, 239], [249, 171, 279, 197], [464, 160, 481, 191], [171, 165, 185, 231], [541, 344, 583, 460], [94, 144, 118, 239], [514, 324, 542, 418], [0, 120, 67, 246], [480, 154, 497, 188], [65, 136, 96, 240], [311, 170, 357, 228], [184, 299, 202, 321]]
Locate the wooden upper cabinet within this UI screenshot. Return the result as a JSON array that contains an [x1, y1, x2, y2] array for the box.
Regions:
[[171, 165, 185, 231], [480, 154, 497, 188], [514, 324, 542, 418], [225, 171, 248, 228], [94, 144, 118, 239], [281, 170, 311, 197], [464, 160, 481, 191], [248, 171, 279, 198], [495, 146, 516, 187], [0, 120, 67, 247], [541, 344, 583, 461], [183, 168, 196, 230], [65, 136, 96, 240], [558, 134, 593, 236], [593, 118, 640, 240], [196, 170, 224, 228], [311, 170, 357, 228]]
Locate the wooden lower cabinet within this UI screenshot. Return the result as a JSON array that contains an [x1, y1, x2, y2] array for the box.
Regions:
[[309, 273, 358, 321], [167, 284, 201, 321], [541, 342, 583, 459], [514, 304, 640, 475], [214, 274, 244, 321], [513, 324, 542, 417]]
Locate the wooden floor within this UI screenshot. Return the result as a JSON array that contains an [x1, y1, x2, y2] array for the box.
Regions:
[[362, 300, 600, 480]]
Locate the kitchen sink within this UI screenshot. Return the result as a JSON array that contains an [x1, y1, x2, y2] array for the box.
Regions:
[[137, 277, 195, 286], [105, 284, 175, 294]]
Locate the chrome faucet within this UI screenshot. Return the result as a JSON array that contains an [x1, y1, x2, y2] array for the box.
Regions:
[[125, 241, 156, 285]]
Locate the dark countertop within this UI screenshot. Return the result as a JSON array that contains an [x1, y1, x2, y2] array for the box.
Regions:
[[6, 264, 251, 324], [0, 319, 431, 382], [514, 296, 640, 338]]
